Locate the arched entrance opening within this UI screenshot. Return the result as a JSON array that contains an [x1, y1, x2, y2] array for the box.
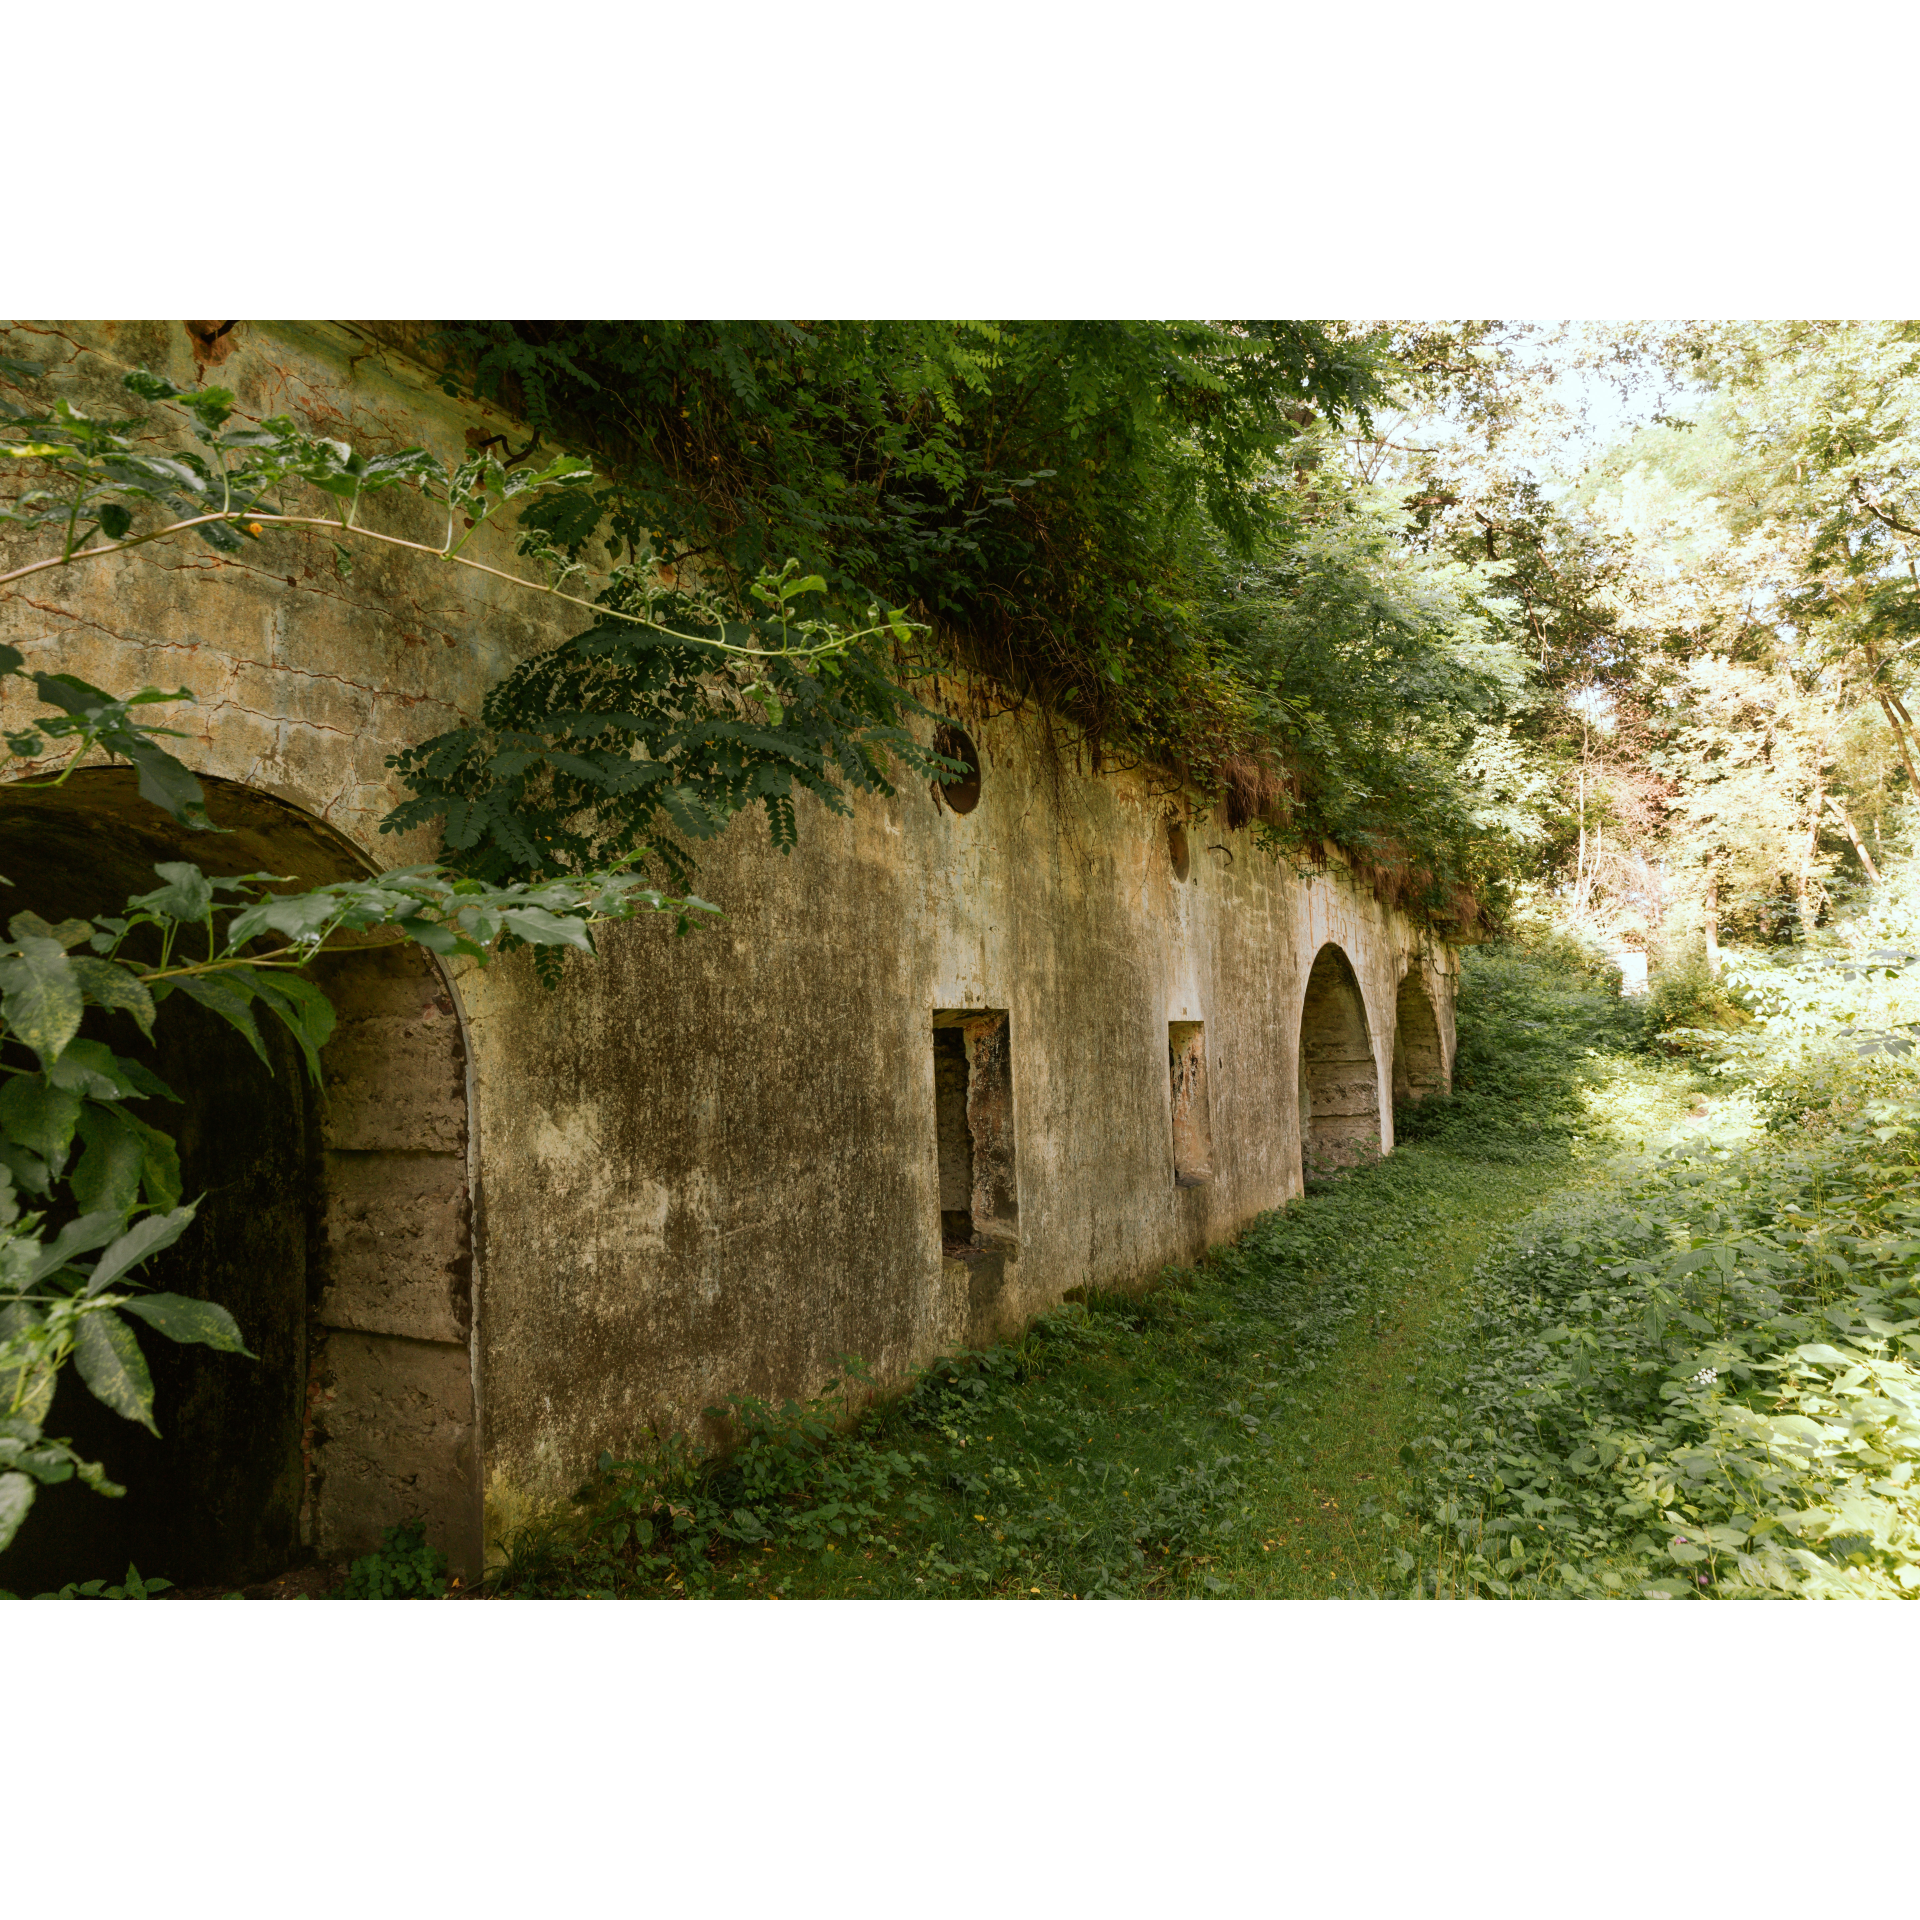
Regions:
[[1298, 943, 1380, 1180], [1392, 971, 1446, 1108], [0, 769, 480, 1590]]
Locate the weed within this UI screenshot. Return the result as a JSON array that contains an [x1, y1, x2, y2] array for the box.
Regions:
[[338, 1520, 448, 1599], [6, 1562, 174, 1600], [1394, 934, 1920, 1599]]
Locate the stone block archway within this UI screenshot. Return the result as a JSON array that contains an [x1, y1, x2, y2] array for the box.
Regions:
[[0, 769, 482, 1588], [1297, 942, 1381, 1179], [1392, 970, 1448, 1107]]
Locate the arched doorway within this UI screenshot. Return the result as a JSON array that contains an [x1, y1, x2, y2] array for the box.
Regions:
[[1392, 971, 1446, 1107], [0, 769, 480, 1590], [1298, 943, 1380, 1180]]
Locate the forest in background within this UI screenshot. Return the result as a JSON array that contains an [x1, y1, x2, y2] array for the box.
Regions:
[[13, 318, 1920, 1602], [420, 320, 1920, 976], [431, 318, 1920, 1601]]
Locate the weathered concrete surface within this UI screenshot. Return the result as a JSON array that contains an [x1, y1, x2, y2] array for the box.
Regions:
[[461, 715, 1456, 1526], [308, 942, 479, 1574], [3, 322, 1456, 1568], [1301, 943, 1383, 1173], [0, 319, 570, 857]]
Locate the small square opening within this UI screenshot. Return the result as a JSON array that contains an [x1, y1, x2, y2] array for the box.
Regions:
[[933, 1010, 1017, 1255], [1169, 1020, 1212, 1186]]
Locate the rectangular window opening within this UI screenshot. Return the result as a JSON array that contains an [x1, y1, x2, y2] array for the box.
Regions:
[[1169, 1020, 1212, 1187], [933, 1010, 1017, 1255]]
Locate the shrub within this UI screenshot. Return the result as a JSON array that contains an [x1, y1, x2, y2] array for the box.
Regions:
[[1395, 943, 1644, 1160], [1643, 944, 1751, 1045]]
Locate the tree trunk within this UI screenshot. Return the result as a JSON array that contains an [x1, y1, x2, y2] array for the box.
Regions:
[[1862, 640, 1920, 790], [1825, 793, 1881, 882], [1798, 770, 1824, 937], [1874, 690, 1920, 789], [1704, 869, 1722, 979], [1575, 761, 1587, 910]]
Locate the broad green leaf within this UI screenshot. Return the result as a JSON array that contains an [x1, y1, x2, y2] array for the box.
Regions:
[[120, 1293, 251, 1356], [122, 369, 184, 402], [500, 906, 595, 951], [72, 1106, 147, 1217], [83, 1203, 198, 1296], [104, 1053, 175, 1104], [245, 972, 337, 1086], [125, 1110, 182, 1211], [132, 861, 213, 923], [0, 1141, 49, 1200], [28, 1208, 127, 1285], [392, 915, 468, 957], [72, 1309, 157, 1433], [0, 1301, 53, 1423], [0, 935, 83, 1067], [169, 971, 268, 1066], [0, 1075, 83, 1175], [0, 1471, 33, 1553], [13, 1444, 72, 1485], [48, 1037, 136, 1100], [180, 386, 236, 433], [225, 889, 339, 947], [68, 957, 156, 1039], [23, 669, 117, 719], [7, 912, 91, 950]]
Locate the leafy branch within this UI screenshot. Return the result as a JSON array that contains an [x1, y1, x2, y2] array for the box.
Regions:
[[0, 358, 908, 667], [0, 656, 716, 1559]]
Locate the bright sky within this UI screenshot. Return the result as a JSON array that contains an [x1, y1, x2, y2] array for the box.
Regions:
[[1520, 323, 1709, 490]]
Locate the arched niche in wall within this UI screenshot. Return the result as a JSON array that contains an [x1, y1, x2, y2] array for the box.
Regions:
[[1392, 971, 1447, 1107], [0, 768, 481, 1590], [1297, 942, 1380, 1181]]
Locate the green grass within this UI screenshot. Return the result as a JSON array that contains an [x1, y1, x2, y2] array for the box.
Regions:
[[1394, 1046, 1920, 1597], [490, 948, 1707, 1600], [744, 1149, 1559, 1600]]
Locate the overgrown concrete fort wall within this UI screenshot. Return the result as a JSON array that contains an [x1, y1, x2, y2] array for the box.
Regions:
[[0, 322, 1455, 1583]]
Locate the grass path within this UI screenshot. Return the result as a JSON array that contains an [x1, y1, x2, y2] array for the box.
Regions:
[[1213, 1157, 1550, 1597], [714, 1151, 1596, 1600], [1221, 1063, 1710, 1597], [494, 963, 1705, 1602]]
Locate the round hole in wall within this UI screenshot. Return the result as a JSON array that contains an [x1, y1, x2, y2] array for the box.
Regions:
[[1167, 814, 1191, 881], [932, 724, 981, 814]]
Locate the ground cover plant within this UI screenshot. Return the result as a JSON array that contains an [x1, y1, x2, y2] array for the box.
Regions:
[[489, 947, 1672, 1600], [1393, 910, 1920, 1600]]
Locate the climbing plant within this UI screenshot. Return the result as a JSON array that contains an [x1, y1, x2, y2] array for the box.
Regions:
[[5, 330, 1557, 934], [426, 322, 1390, 799], [0, 652, 715, 1558], [0, 353, 955, 888], [383, 560, 946, 888]]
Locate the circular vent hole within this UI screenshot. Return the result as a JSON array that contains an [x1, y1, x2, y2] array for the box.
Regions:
[[932, 724, 981, 814], [1167, 814, 1191, 881]]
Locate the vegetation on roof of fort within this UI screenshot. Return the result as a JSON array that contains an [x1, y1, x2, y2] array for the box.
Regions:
[[425, 321, 1552, 932]]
